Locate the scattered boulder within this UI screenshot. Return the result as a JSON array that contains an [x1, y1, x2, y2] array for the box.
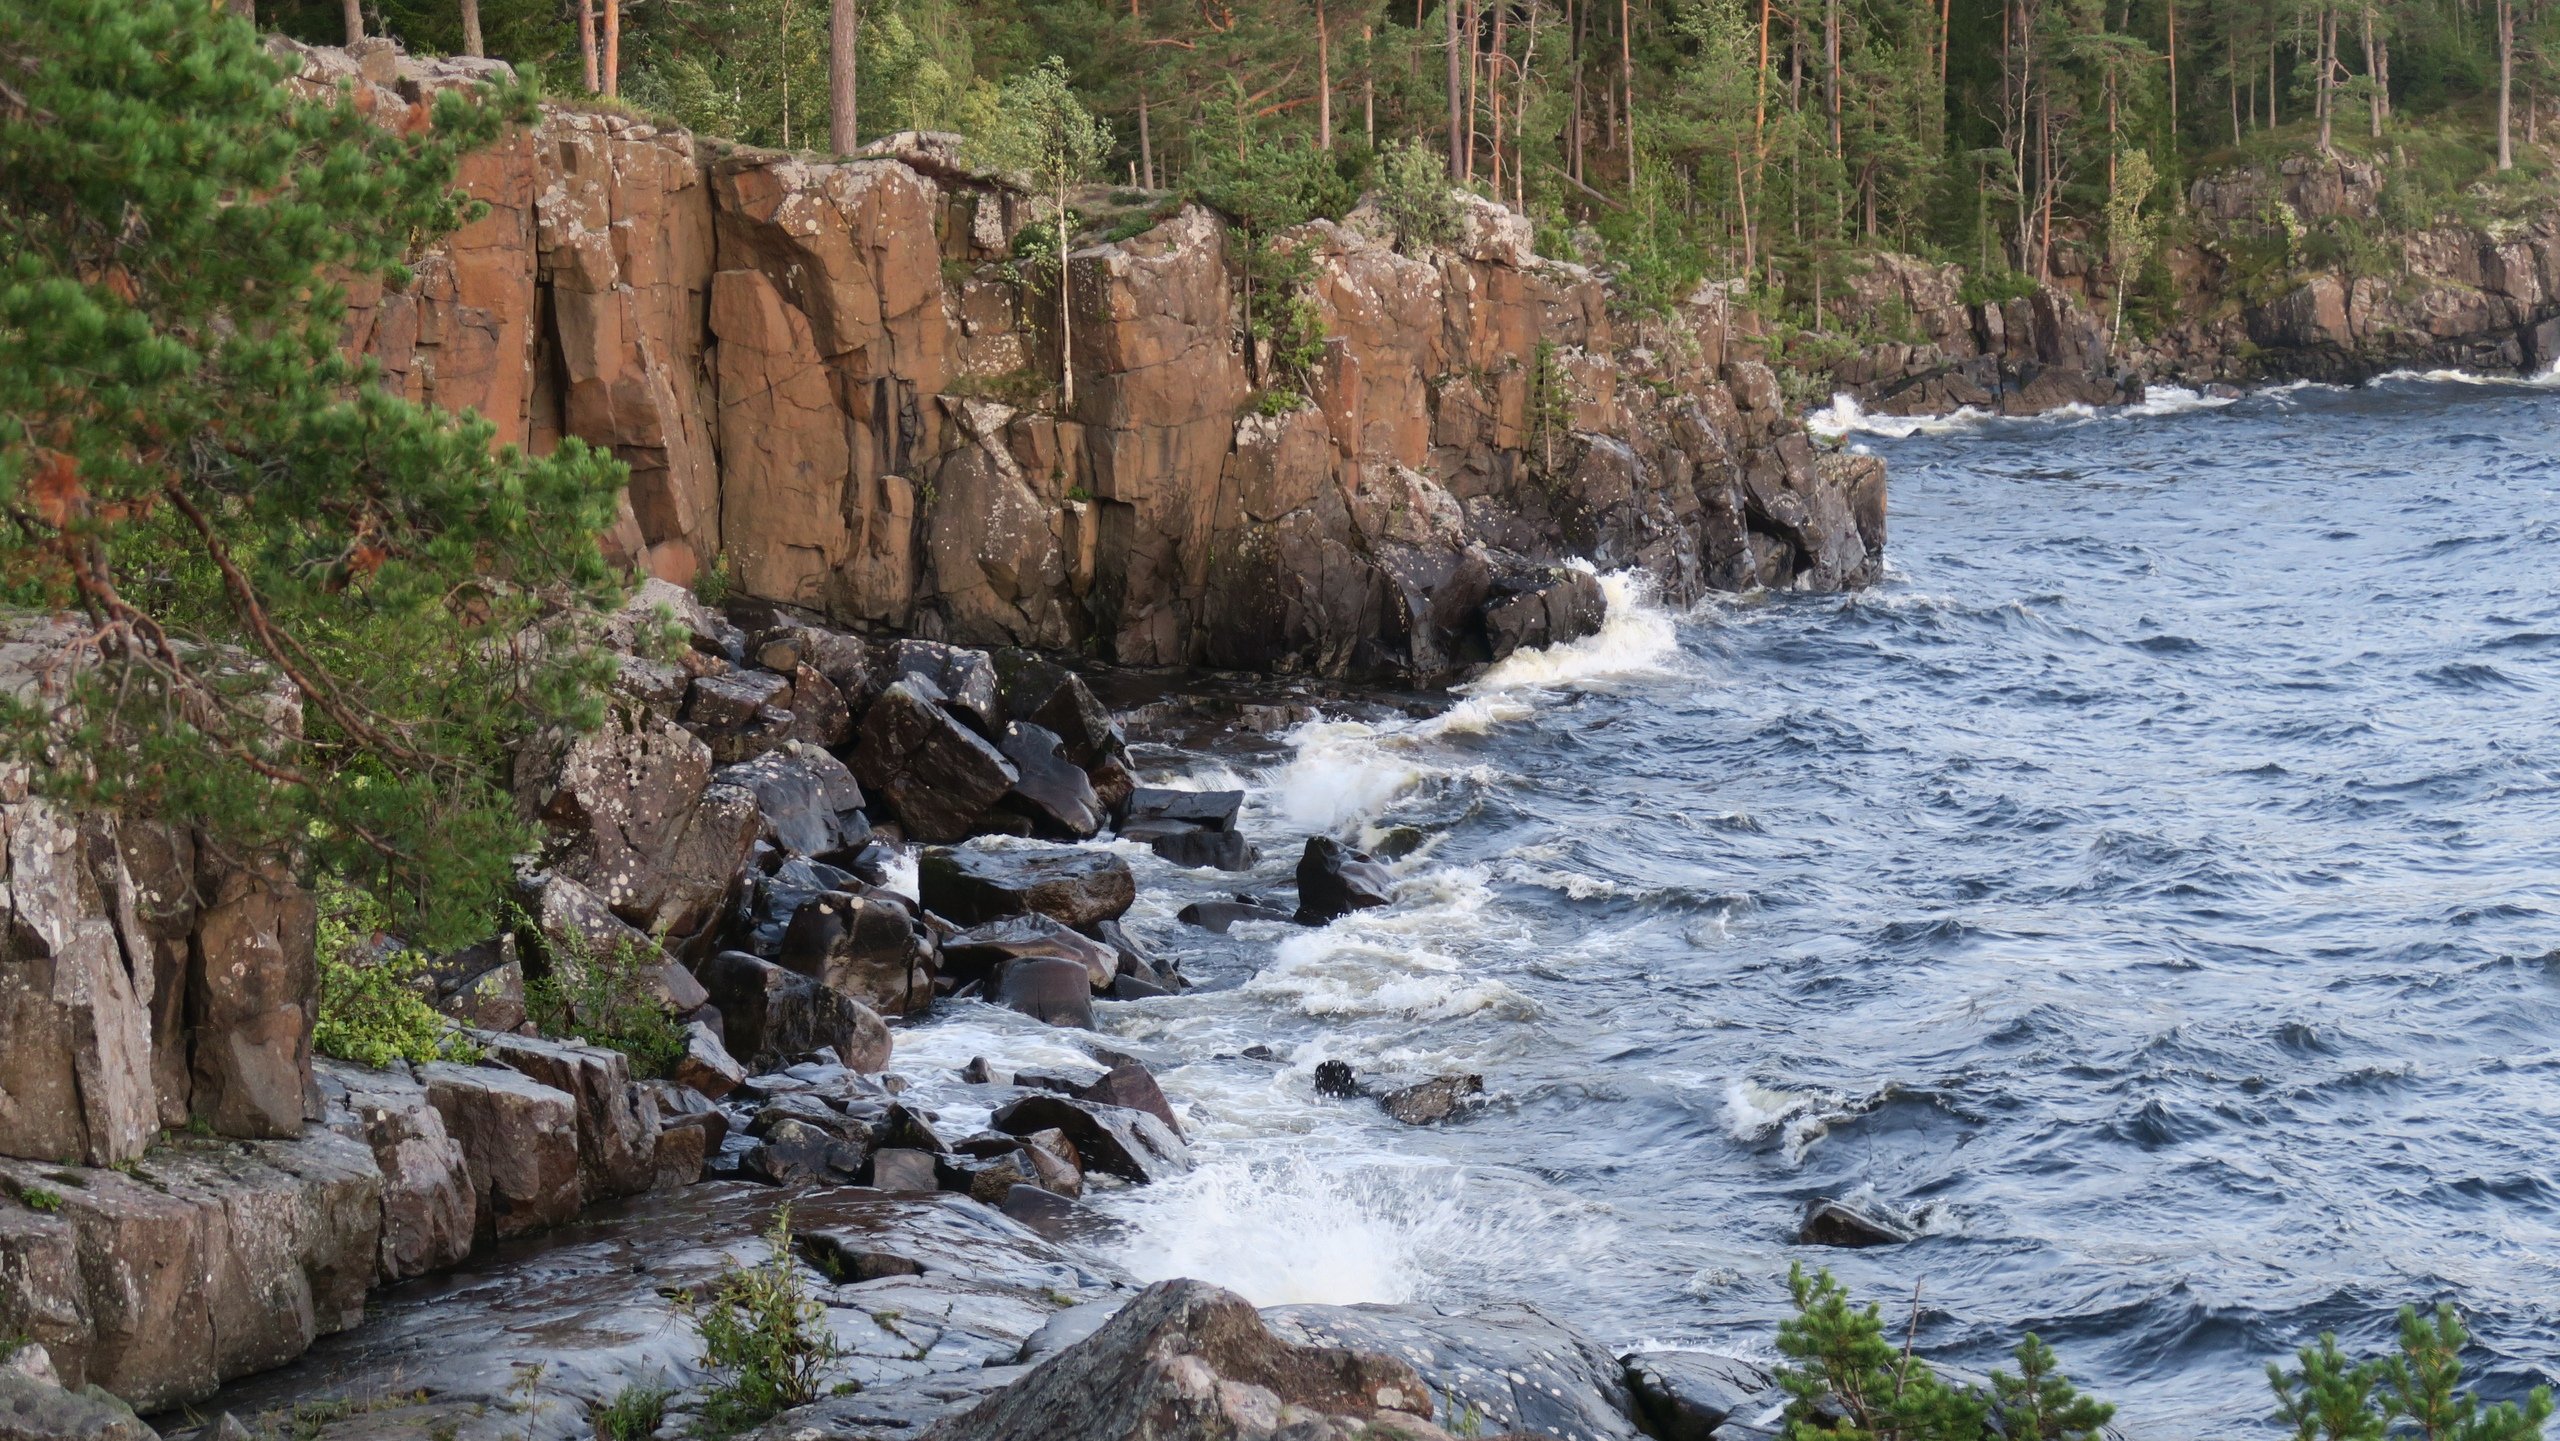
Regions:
[[1481, 565, 1608, 662], [1294, 838, 1394, 925], [520, 871, 704, 1017], [422, 935, 527, 1033], [674, 1021, 746, 1099], [991, 650, 1124, 767], [1143, 827, 1259, 871], [919, 846, 1136, 929], [1799, 1194, 1921, 1248], [993, 957, 1097, 1030], [736, 854, 858, 955], [1176, 898, 1296, 933], [924, 1279, 1438, 1441], [988, 1095, 1189, 1184], [1118, 788, 1257, 870], [685, 668, 789, 728], [695, 951, 893, 1073], [1312, 1061, 1361, 1099], [868, 1147, 941, 1193], [849, 677, 1019, 843], [513, 702, 760, 944], [1379, 1074, 1483, 1126], [775, 887, 937, 1017], [1076, 1059, 1181, 1138], [996, 724, 1104, 838], [940, 914, 1117, 992], [419, 1061, 583, 1244], [740, 1117, 868, 1187], [0, 1367, 156, 1441]]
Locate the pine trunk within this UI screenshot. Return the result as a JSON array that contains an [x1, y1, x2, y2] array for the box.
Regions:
[[460, 0, 482, 56], [341, 0, 362, 42], [578, 0, 599, 92], [1448, 0, 1467, 177], [1318, 0, 1334, 150], [829, 0, 858, 154], [2498, 0, 2515, 167], [1620, 0, 1637, 183], [603, 0, 620, 97]]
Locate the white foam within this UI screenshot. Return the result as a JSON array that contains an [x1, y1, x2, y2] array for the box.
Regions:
[[1097, 1152, 1621, 1308], [1261, 716, 1439, 833], [1464, 570, 1687, 693], [1808, 383, 2237, 439], [878, 846, 920, 901]]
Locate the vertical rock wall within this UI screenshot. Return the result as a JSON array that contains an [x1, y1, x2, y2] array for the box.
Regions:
[[287, 43, 1883, 687]]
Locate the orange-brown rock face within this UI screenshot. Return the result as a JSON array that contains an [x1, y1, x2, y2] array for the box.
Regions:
[[316, 43, 1882, 683]]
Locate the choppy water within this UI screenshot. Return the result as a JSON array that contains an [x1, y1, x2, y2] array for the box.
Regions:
[[911, 370, 2560, 1436]]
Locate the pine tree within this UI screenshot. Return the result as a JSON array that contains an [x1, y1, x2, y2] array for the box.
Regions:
[[0, 0, 627, 947], [1774, 1264, 1992, 1441], [1991, 1333, 2117, 1441], [971, 58, 1112, 407]]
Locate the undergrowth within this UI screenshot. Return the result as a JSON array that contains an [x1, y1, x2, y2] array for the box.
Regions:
[[313, 877, 481, 1070], [682, 1208, 844, 1436]]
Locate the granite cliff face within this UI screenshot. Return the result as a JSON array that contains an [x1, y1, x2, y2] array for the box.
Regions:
[[280, 41, 1881, 687]]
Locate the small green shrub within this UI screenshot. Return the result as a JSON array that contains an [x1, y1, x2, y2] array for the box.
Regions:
[[15, 1185, 63, 1213], [314, 878, 480, 1070], [1958, 268, 2040, 308], [1774, 1263, 1993, 1441], [1375, 138, 1462, 255], [525, 924, 686, 1079], [1993, 1333, 2116, 1441], [594, 1382, 673, 1441], [683, 1209, 843, 1436], [691, 553, 735, 610]]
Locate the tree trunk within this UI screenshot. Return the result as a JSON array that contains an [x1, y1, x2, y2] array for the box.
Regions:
[[1620, 0, 1637, 184], [578, 0, 599, 92], [1574, 0, 1589, 183], [1490, 2, 1506, 195], [1365, 23, 1377, 145], [1448, 0, 1467, 177], [229, 0, 254, 22], [342, 0, 363, 42], [1825, 0, 1841, 155], [603, 0, 620, 97], [2165, 0, 2178, 136], [1058, 191, 1076, 407], [1318, 0, 1335, 149], [2498, 0, 2515, 167], [2317, 2, 2333, 152], [830, 0, 859, 154], [460, 0, 482, 56], [1134, 0, 1155, 187]]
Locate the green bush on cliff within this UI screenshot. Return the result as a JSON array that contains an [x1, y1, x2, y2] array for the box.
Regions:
[[0, 0, 627, 950], [523, 923, 686, 1079]]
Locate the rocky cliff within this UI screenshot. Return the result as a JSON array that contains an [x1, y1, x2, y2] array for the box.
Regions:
[[280, 40, 1880, 687], [1825, 153, 2560, 416]]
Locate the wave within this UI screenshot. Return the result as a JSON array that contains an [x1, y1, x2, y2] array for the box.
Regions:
[[1806, 385, 2238, 439], [1464, 568, 1688, 693]]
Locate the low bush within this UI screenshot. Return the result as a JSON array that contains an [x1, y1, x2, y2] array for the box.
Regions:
[[683, 1208, 843, 1436], [594, 1382, 673, 1441], [313, 878, 480, 1070], [524, 923, 687, 1079]]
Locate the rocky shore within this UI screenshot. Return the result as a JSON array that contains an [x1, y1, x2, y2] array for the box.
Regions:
[[1816, 155, 2560, 419]]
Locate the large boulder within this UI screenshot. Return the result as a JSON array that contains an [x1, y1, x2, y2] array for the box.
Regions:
[[418, 1061, 583, 1243], [849, 678, 1019, 843], [0, 794, 159, 1166], [995, 724, 1104, 839], [715, 743, 870, 861], [918, 846, 1135, 929], [513, 703, 760, 945], [990, 651, 1125, 769], [939, 914, 1117, 993], [775, 888, 937, 1017], [1117, 788, 1256, 871], [924, 1279, 1441, 1441], [878, 640, 1004, 735], [185, 855, 321, 1141], [991, 957, 1097, 1030], [696, 950, 893, 1073], [0, 1367, 155, 1441], [1623, 1351, 1776, 1441]]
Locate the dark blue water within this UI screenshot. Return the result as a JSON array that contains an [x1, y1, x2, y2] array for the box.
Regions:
[[901, 374, 2560, 1437]]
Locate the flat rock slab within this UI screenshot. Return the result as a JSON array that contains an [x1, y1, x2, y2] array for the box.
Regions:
[[1264, 1299, 1647, 1441], [917, 847, 1134, 929]]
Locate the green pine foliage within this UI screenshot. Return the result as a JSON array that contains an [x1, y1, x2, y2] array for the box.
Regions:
[[2272, 1306, 2557, 1441], [1992, 1333, 2117, 1441], [1774, 1264, 1991, 1441], [0, 0, 627, 949]]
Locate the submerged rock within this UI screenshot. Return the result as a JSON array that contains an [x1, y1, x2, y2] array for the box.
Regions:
[[1265, 1299, 1648, 1441], [1378, 1074, 1483, 1126], [1798, 1194, 1921, 1248]]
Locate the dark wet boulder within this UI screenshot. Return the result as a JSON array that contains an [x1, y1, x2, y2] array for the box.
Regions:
[[798, 1233, 927, 1282], [1265, 1299, 1647, 1441], [780, 663, 853, 748], [1379, 1074, 1484, 1126], [1122, 787, 1244, 834], [996, 723, 1105, 839], [422, 934, 526, 1033], [1175, 898, 1297, 933], [919, 845, 1136, 929], [941, 914, 1118, 993], [994, 957, 1098, 1030], [716, 743, 868, 860], [879, 638, 1004, 736], [695, 950, 892, 1073], [1312, 1060, 1362, 1098], [1294, 837, 1394, 925], [1799, 1194, 1920, 1248], [1076, 1059, 1182, 1138], [924, 1279, 1437, 1441], [1481, 565, 1608, 662], [1146, 827, 1259, 871], [991, 650, 1125, 768], [776, 888, 937, 1017], [1623, 1350, 1776, 1441], [735, 855, 858, 955], [740, 1117, 869, 1187], [988, 1095, 1189, 1183], [850, 677, 1019, 843]]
